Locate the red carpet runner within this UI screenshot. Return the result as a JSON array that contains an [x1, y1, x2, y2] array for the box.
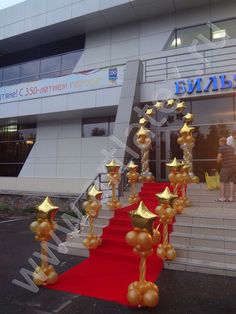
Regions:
[[48, 182, 171, 305]]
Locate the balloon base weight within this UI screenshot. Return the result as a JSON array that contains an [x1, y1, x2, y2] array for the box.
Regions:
[[33, 265, 58, 286], [128, 194, 141, 204], [83, 234, 102, 249], [107, 199, 121, 210], [127, 280, 159, 308], [139, 172, 155, 183]]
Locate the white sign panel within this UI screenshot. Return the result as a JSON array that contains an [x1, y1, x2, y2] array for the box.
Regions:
[[0, 65, 125, 104]]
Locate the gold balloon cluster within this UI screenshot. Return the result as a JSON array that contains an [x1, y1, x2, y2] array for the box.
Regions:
[[126, 202, 160, 308], [82, 185, 103, 249], [105, 160, 122, 210], [167, 158, 192, 212], [155, 188, 177, 261], [136, 126, 154, 182], [29, 197, 58, 286], [178, 113, 199, 185], [126, 161, 140, 204]]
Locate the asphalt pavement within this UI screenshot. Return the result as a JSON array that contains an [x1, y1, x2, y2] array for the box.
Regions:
[[0, 214, 236, 314]]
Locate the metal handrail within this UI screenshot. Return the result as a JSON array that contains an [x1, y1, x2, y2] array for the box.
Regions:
[[70, 159, 133, 232]]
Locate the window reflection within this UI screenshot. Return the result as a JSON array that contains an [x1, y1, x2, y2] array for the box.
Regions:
[[213, 19, 236, 40], [82, 117, 115, 137], [0, 123, 36, 177], [21, 60, 40, 78], [40, 56, 61, 75], [192, 96, 234, 124]]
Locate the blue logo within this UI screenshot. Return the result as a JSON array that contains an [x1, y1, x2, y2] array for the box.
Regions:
[[109, 68, 118, 81]]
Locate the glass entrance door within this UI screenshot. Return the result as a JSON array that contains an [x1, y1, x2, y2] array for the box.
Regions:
[[157, 129, 182, 181]]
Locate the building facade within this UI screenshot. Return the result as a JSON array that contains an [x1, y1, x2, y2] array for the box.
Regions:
[[0, 0, 236, 194]]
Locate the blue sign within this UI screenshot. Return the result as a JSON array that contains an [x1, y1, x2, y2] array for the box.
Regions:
[[175, 74, 236, 95], [108, 68, 118, 81]]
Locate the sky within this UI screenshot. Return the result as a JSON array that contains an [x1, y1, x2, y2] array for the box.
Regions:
[[0, 0, 25, 10]]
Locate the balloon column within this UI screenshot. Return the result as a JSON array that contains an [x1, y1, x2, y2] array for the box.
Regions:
[[126, 201, 160, 308], [166, 157, 183, 194], [136, 126, 155, 182], [106, 159, 122, 210], [29, 197, 58, 286], [155, 187, 177, 261], [82, 185, 103, 249], [126, 161, 141, 204]]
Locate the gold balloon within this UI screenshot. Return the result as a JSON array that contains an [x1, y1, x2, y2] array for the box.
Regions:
[[46, 271, 58, 284], [38, 221, 51, 234], [33, 273, 45, 286], [143, 289, 159, 308], [166, 247, 176, 261], [192, 176, 199, 184], [30, 221, 39, 233], [127, 289, 142, 307], [125, 231, 138, 247], [137, 232, 153, 250], [156, 246, 166, 260], [152, 229, 161, 245]]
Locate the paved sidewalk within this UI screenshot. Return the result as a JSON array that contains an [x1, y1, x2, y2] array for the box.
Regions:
[[0, 215, 236, 314]]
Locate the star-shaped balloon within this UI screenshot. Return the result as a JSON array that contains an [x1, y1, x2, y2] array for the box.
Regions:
[[105, 159, 121, 172], [175, 101, 186, 113], [37, 197, 58, 214], [167, 99, 175, 108], [156, 187, 177, 205], [145, 108, 155, 117], [166, 157, 182, 168], [154, 101, 163, 110], [139, 117, 148, 126], [87, 185, 103, 200], [179, 123, 195, 134], [129, 201, 157, 235], [137, 126, 150, 137], [184, 113, 194, 123], [127, 160, 138, 170]]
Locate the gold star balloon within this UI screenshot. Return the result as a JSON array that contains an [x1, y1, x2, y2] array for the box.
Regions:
[[129, 201, 157, 235], [37, 197, 58, 214], [156, 187, 178, 204], [166, 157, 182, 168], [139, 117, 148, 126], [179, 123, 195, 135], [154, 101, 163, 110], [145, 108, 155, 117], [184, 113, 194, 123], [167, 99, 175, 108], [137, 126, 150, 137], [127, 160, 138, 170], [87, 185, 103, 200], [175, 101, 186, 113], [105, 159, 121, 172]]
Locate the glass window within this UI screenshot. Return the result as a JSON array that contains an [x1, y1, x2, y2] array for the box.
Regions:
[[165, 31, 176, 50], [212, 19, 236, 41], [40, 55, 61, 75], [62, 51, 82, 70], [192, 96, 234, 124], [193, 124, 233, 159], [82, 117, 115, 137], [0, 123, 36, 177], [3, 65, 20, 81], [21, 60, 40, 78], [177, 25, 210, 48]]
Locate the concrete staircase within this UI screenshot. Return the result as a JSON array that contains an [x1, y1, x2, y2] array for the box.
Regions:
[[165, 183, 236, 277], [58, 191, 133, 257]]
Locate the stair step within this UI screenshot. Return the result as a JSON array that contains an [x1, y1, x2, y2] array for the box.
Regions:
[[170, 232, 236, 250], [58, 241, 89, 257], [164, 257, 236, 277], [174, 244, 236, 264], [173, 222, 236, 237]]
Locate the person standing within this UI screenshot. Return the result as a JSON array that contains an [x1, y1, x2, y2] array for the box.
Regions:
[[217, 137, 236, 202], [227, 130, 236, 154]]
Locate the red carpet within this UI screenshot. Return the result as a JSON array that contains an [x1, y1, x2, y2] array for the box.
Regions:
[[48, 182, 171, 305]]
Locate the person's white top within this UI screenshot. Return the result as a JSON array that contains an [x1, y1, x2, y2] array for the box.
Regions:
[[227, 135, 236, 154]]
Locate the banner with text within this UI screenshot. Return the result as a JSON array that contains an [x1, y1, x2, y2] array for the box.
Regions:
[[0, 65, 125, 104]]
